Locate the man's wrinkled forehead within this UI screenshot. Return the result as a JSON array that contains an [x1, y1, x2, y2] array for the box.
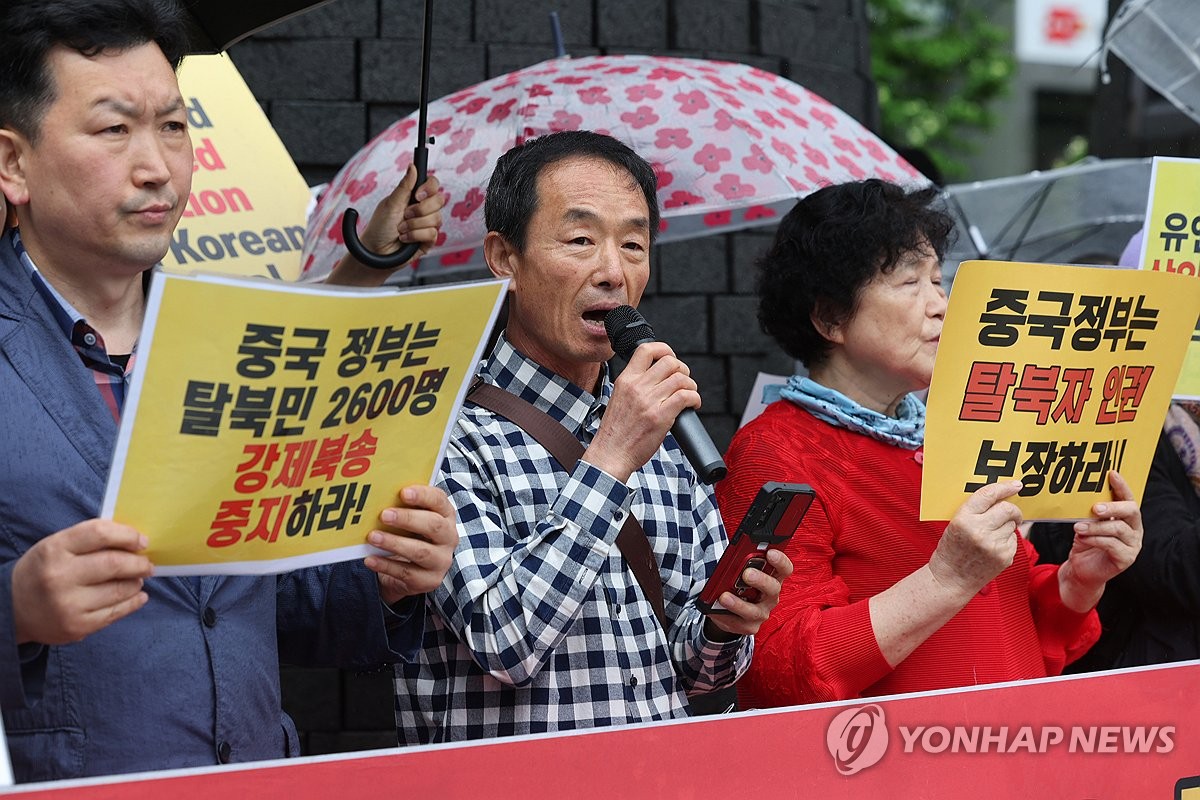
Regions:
[[560, 206, 651, 235]]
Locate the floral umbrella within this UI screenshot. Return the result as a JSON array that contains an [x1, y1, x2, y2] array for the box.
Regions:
[[302, 54, 926, 281]]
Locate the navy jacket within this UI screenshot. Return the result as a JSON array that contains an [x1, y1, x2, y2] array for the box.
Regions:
[[0, 233, 421, 782]]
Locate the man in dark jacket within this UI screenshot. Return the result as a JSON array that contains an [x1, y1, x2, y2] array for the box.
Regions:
[[0, 0, 453, 782]]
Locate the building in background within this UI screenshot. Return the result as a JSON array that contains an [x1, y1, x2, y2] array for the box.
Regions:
[[962, 0, 1108, 179], [966, 0, 1200, 177]]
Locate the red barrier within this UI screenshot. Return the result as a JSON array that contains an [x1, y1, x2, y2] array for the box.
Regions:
[[7, 661, 1199, 799]]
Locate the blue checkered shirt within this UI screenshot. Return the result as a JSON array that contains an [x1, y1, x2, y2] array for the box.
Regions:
[[393, 334, 750, 743]]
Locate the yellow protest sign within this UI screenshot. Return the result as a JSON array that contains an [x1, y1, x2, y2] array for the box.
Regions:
[[922, 260, 1200, 520], [1137, 156, 1200, 399], [168, 54, 310, 281], [102, 274, 507, 574]]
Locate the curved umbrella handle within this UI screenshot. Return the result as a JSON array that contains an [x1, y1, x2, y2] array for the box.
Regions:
[[340, 146, 428, 270]]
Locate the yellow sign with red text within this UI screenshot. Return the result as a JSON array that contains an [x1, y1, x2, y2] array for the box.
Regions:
[[1137, 155, 1200, 399], [102, 273, 506, 574], [922, 260, 1200, 520], [169, 54, 310, 281]]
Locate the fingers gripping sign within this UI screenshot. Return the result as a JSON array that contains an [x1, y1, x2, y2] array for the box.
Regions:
[[12, 520, 153, 645], [365, 483, 459, 605], [929, 479, 1025, 597], [1059, 470, 1144, 612]]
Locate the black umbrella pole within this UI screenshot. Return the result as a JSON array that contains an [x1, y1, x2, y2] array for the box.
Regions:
[[415, 0, 433, 147], [340, 0, 434, 270]]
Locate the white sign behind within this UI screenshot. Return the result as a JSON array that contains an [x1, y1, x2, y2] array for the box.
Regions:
[[1015, 0, 1107, 67]]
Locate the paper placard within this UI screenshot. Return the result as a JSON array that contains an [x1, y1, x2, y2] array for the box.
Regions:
[[103, 273, 506, 574]]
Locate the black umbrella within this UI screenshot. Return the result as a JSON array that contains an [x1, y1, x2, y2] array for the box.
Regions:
[[182, 0, 338, 54], [340, 0, 434, 270], [181, 0, 435, 270]]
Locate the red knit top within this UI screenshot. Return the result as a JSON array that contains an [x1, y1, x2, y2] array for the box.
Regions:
[[717, 400, 1101, 708]]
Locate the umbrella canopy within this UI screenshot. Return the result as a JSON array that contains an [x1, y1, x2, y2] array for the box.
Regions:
[[181, 0, 338, 53], [301, 54, 926, 281], [941, 157, 1152, 291], [1102, 0, 1200, 126]]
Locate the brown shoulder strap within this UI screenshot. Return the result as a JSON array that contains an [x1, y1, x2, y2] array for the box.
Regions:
[[466, 380, 669, 630]]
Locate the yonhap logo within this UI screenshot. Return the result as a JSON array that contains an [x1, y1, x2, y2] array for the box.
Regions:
[[826, 704, 889, 775], [823, 702, 1174, 776]]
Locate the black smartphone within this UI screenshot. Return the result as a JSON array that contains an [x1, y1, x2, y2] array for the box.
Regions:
[[697, 481, 815, 615]]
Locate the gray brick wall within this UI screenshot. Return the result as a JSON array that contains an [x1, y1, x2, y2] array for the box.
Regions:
[[242, 0, 877, 756], [671, 0, 752, 52], [597, 0, 669, 48]]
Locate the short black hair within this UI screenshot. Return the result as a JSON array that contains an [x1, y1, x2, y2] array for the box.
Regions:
[[484, 130, 660, 252], [0, 0, 190, 141], [757, 179, 954, 368]]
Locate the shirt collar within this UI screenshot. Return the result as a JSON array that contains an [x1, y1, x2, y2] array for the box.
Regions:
[[7, 227, 153, 350], [9, 227, 82, 341], [482, 332, 612, 436]]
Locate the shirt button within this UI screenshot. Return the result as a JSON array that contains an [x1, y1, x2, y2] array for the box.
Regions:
[[83, 333, 97, 346], [217, 741, 232, 763], [629, 676, 638, 687], [613, 509, 624, 522], [203, 607, 217, 627]]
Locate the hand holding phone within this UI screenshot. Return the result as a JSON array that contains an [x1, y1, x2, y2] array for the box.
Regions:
[[698, 481, 815, 615]]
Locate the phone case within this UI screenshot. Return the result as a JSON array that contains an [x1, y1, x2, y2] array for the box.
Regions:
[[697, 481, 815, 615]]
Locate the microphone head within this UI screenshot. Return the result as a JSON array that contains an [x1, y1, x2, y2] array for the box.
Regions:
[[604, 305, 656, 359]]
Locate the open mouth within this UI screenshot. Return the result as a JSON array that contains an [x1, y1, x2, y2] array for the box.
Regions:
[[581, 309, 610, 337]]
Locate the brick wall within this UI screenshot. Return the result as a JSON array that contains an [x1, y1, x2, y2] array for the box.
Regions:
[[229, 0, 877, 755]]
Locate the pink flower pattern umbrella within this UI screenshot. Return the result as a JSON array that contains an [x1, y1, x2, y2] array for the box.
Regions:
[[302, 54, 926, 280]]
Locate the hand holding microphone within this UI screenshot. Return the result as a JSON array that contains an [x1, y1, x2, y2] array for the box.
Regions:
[[603, 306, 727, 485]]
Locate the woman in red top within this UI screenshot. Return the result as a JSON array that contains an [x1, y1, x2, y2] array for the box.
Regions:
[[717, 180, 1144, 706]]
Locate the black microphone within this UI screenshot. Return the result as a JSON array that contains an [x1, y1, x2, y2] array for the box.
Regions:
[[604, 305, 727, 485]]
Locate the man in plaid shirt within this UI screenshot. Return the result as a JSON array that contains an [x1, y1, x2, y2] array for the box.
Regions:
[[394, 131, 792, 743]]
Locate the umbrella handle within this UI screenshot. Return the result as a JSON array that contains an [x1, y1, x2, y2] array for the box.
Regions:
[[340, 147, 429, 270]]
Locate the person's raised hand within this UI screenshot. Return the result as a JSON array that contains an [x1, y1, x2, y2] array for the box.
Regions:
[[365, 165, 444, 260], [365, 484, 458, 605], [327, 164, 446, 285], [12, 520, 152, 645], [704, 549, 793, 640], [928, 480, 1024, 598], [584, 341, 699, 483], [1058, 470, 1143, 612]]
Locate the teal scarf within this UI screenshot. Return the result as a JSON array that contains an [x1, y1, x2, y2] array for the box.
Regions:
[[766, 375, 926, 450]]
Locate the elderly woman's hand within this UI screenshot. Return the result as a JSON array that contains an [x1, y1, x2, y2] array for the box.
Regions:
[[928, 480, 1025, 599], [1057, 470, 1143, 613]]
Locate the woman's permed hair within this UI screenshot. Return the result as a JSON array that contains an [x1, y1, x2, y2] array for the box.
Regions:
[[756, 178, 954, 368]]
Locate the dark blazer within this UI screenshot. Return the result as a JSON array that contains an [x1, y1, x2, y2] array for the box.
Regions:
[[0, 233, 419, 782]]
